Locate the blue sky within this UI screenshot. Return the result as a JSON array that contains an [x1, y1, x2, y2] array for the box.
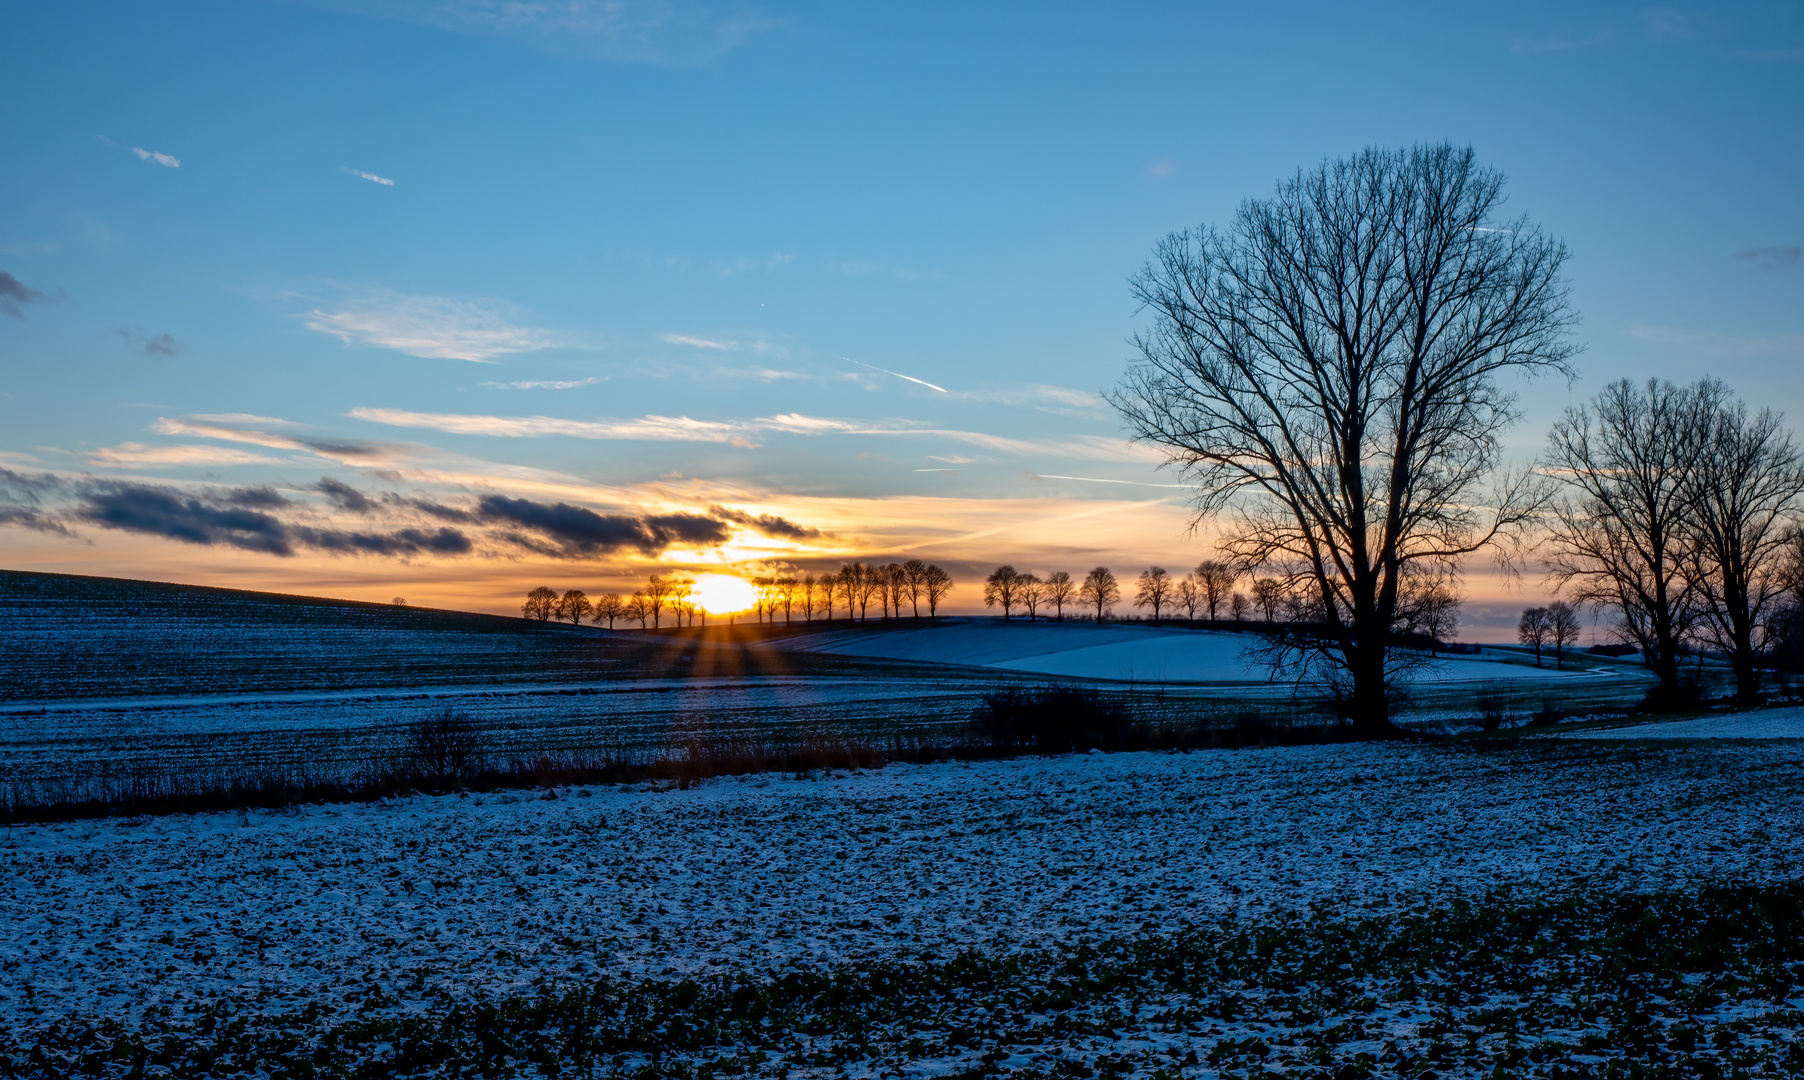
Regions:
[[1, 0, 1800, 623]]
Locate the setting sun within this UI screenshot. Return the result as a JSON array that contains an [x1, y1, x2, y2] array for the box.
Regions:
[[690, 574, 758, 615]]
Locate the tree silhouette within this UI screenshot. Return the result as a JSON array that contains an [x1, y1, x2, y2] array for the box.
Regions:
[[642, 574, 675, 629], [800, 573, 819, 621], [1518, 606, 1551, 667], [1078, 567, 1119, 621], [1251, 578, 1286, 622], [1175, 576, 1201, 621], [592, 592, 625, 629], [1545, 378, 1709, 705], [556, 589, 592, 625], [522, 586, 558, 621], [1193, 560, 1237, 622], [1548, 600, 1581, 670], [923, 564, 954, 616], [1018, 574, 1045, 620], [1134, 566, 1172, 621], [1045, 570, 1076, 621], [819, 571, 838, 620], [1112, 144, 1574, 730], [624, 592, 650, 629], [901, 559, 930, 616], [984, 565, 1024, 619], [1682, 381, 1804, 701]]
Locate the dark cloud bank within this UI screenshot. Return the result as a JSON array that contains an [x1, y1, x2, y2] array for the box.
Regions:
[[0, 471, 822, 562]]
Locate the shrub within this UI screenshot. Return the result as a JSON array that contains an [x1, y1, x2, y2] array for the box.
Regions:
[[975, 686, 1135, 753], [395, 708, 488, 787]]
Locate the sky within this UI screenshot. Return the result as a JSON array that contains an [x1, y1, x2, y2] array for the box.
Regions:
[[2, 1, 1801, 632]]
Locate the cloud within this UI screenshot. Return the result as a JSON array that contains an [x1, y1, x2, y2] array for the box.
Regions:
[[0, 468, 74, 535], [88, 443, 284, 466], [350, 405, 1159, 462], [0, 271, 48, 318], [312, 0, 780, 63], [341, 166, 395, 186], [1629, 325, 1804, 357], [118, 327, 178, 356], [153, 414, 414, 464], [293, 524, 472, 555], [661, 333, 737, 350], [476, 494, 730, 557], [350, 406, 754, 444], [75, 479, 476, 558], [479, 376, 604, 390], [300, 288, 566, 362], [707, 505, 824, 541], [131, 147, 180, 168], [81, 484, 295, 554], [710, 252, 795, 276], [1510, 28, 1615, 52], [317, 476, 375, 512], [1736, 246, 1801, 270]]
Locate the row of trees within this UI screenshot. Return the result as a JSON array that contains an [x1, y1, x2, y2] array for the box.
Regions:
[[521, 561, 956, 630], [763, 560, 956, 623]]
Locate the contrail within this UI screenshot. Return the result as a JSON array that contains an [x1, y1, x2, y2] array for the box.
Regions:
[[1031, 472, 1187, 489], [844, 357, 949, 393]]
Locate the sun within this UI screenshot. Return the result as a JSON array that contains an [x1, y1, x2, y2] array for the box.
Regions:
[[690, 573, 758, 615]]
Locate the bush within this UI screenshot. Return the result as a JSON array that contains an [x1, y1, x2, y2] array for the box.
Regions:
[[395, 708, 488, 787], [974, 686, 1136, 753]]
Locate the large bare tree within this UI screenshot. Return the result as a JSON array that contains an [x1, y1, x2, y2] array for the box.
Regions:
[[1112, 143, 1575, 730], [1544, 378, 1710, 705], [1682, 382, 1804, 701]]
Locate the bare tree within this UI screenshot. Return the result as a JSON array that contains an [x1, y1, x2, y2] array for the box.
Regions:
[[1045, 570, 1076, 620], [1191, 560, 1236, 622], [666, 577, 695, 628], [1018, 574, 1045, 620], [1078, 566, 1119, 621], [1396, 569, 1461, 653], [1250, 578, 1287, 622], [856, 563, 885, 621], [1548, 600, 1581, 670], [776, 575, 799, 624], [836, 564, 863, 620], [1175, 575, 1202, 621], [819, 571, 838, 620], [1682, 382, 1804, 701], [984, 565, 1023, 619], [1229, 591, 1250, 622], [1112, 144, 1575, 730], [642, 574, 675, 629], [1518, 606, 1550, 667], [901, 559, 929, 617], [592, 592, 625, 629], [1133, 566, 1172, 621], [624, 592, 650, 629], [522, 586, 558, 621], [800, 574, 818, 622], [923, 564, 954, 616], [1545, 379, 1712, 706], [555, 589, 593, 626]]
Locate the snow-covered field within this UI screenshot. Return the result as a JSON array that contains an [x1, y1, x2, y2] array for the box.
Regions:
[[778, 619, 1640, 689], [1565, 706, 1804, 740], [6, 739, 1799, 1031]]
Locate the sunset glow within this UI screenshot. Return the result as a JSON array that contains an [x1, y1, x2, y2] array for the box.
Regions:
[[691, 574, 759, 615]]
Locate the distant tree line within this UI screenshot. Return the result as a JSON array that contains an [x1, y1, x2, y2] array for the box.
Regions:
[[519, 560, 955, 631], [976, 560, 1463, 643]]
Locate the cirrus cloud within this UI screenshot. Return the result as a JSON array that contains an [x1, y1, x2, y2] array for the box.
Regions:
[[300, 288, 568, 362]]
